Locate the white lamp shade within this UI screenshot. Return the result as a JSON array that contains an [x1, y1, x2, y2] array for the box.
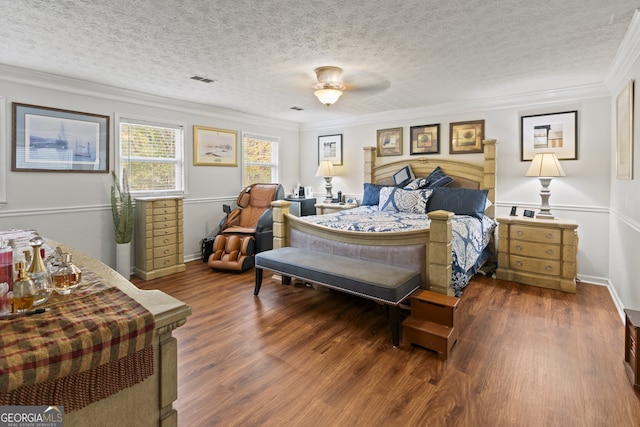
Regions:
[[316, 160, 335, 177], [314, 88, 343, 106], [526, 153, 566, 177]]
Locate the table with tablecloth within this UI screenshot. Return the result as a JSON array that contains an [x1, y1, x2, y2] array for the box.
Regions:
[[0, 230, 191, 427]]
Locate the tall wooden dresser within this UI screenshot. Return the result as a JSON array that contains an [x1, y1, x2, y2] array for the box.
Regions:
[[134, 196, 186, 280], [496, 216, 578, 292]]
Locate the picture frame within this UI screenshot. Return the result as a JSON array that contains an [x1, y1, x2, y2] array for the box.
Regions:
[[376, 127, 403, 157], [520, 111, 577, 161], [523, 209, 535, 218], [410, 124, 440, 155], [318, 134, 343, 166], [12, 103, 109, 173], [510, 206, 518, 216], [616, 80, 634, 180], [449, 120, 484, 154], [193, 125, 238, 166]]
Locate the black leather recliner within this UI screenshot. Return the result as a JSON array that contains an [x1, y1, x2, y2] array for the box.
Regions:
[[207, 183, 284, 271]]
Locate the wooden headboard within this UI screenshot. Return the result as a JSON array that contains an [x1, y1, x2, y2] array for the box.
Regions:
[[363, 139, 497, 218]]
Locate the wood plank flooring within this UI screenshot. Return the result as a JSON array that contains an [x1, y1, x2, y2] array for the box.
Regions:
[[133, 261, 640, 427]]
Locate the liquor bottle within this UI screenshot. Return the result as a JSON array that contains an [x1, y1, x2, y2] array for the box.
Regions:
[[13, 261, 35, 313], [52, 253, 82, 295]]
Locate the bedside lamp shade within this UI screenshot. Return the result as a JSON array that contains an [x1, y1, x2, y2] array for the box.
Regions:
[[316, 160, 336, 202], [526, 152, 565, 219]]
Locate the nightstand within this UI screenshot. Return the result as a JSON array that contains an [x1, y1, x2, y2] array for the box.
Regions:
[[624, 308, 640, 391], [285, 197, 317, 216], [315, 202, 358, 215], [496, 215, 578, 292]]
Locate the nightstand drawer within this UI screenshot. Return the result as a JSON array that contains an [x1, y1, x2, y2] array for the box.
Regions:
[[511, 225, 561, 244], [510, 254, 560, 276], [510, 240, 560, 260]]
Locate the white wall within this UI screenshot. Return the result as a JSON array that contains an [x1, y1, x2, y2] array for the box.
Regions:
[[299, 90, 613, 287], [606, 12, 640, 313], [0, 70, 301, 268]]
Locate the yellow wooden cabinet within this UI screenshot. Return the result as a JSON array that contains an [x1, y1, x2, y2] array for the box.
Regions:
[[134, 196, 186, 280], [496, 216, 578, 292]]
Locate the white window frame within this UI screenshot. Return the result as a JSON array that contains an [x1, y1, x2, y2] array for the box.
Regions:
[[242, 132, 279, 187], [116, 114, 186, 196]]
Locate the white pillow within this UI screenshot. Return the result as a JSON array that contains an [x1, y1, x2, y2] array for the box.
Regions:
[[379, 187, 433, 214]]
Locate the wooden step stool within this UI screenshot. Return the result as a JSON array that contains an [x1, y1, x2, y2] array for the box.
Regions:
[[402, 290, 460, 359]]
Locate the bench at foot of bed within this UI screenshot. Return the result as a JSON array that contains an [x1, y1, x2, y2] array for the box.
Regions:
[[254, 247, 420, 347]]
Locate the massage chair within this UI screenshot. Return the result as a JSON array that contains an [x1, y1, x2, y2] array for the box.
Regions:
[[207, 183, 284, 272]]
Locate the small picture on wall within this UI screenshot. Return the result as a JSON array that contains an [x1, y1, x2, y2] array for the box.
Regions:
[[449, 120, 484, 154], [521, 111, 577, 161], [318, 134, 343, 166], [377, 127, 403, 156], [410, 124, 439, 155]]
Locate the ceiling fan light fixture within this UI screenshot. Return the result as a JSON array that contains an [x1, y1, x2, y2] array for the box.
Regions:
[[314, 88, 343, 106], [313, 66, 346, 106]]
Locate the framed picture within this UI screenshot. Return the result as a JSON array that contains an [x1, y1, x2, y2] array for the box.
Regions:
[[376, 127, 403, 156], [193, 126, 238, 166], [410, 124, 440, 155], [449, 120, 484, 154], [521, 111, 577, 161], [318, 134, 343, 166], [12, 103, 109, 173], [616, 80, 634, 179]]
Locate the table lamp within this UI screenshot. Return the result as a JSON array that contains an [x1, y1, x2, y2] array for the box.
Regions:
[[316, 160, 335, 202], [525, 152, 565, 219]]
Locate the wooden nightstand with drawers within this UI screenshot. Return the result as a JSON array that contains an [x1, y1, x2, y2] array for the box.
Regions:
[[496, 216, 578, 292], [134, 196, 186, 280]]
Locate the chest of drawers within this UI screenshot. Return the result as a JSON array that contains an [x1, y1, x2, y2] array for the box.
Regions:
[[134, 197, 186, 280], [496, 216, 578, 292]]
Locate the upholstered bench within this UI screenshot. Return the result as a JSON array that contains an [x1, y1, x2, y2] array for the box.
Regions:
[[254, 247, 421, 346]]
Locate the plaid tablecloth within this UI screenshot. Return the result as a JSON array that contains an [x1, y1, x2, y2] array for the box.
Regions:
[[0, 275, 155, 395]]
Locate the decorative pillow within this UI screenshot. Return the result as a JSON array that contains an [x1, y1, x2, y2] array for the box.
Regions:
[[403, 177, 429, 190], [362, 183, 394, 206], [379, 187, 433, 214], [392, 165, 415, 187], [426, 187, 488, 219], [424, 166, 454, 188]]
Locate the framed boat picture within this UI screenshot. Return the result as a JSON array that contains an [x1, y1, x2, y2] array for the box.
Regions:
[[12, 103, 109, 172]]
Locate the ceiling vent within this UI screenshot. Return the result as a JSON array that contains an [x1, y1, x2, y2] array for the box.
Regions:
[[190, 75, 215, 83]]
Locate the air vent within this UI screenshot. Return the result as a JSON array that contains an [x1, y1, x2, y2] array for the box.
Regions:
[[290, 106, 304, 111], [190, 75, 215, 83]]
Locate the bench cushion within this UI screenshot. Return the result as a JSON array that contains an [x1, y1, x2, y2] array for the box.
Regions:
[[255, 247, 420, 304]]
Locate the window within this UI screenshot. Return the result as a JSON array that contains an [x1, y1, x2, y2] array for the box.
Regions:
[[118, 117, 184, 194], [242, 132, 279, 186]]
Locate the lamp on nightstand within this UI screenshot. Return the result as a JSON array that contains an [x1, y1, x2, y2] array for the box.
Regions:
[[316, 160, 335, 202], [526, 152, 565, 219]]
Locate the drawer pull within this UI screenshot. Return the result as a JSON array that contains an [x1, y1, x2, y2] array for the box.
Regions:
[[516, 261, 523, 267], [546, 249, 555, 255], [545, 265, 553, 271], [515, 245, 523, 251], [516, 231, 524, 237], [164, 249, 170, 255], [545, 233, 554, 239], [163, 238, 170, 244]]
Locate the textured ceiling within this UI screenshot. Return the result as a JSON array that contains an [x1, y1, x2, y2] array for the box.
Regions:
[[0, 0, 638, 124]]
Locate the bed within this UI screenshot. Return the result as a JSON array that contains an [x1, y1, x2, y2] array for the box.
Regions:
[[271, 139, 496, 296]]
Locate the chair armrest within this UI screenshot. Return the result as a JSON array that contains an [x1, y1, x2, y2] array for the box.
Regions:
[[255, 209, 274, 233]]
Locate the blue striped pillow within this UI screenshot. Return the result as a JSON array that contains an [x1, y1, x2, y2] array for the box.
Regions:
[[424, 166, 453, 188]]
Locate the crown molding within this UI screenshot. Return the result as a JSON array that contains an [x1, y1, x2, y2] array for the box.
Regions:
[[0, 64, 300, 132], [604, 9, 640, 92], [300, 83, 610, 132]]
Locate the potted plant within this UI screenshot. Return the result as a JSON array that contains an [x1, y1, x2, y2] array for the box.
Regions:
[[111, 170, 134, 277]]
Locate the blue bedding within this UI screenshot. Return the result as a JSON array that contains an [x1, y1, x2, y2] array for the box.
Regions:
[[300, 206, 496, 295]]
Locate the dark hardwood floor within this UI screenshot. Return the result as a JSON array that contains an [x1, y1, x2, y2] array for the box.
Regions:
[[133, 261, 640, 427]]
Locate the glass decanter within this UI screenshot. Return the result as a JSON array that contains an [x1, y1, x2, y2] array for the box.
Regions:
[[28, 236, 52, 306], [51, 252, 82, 295]]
